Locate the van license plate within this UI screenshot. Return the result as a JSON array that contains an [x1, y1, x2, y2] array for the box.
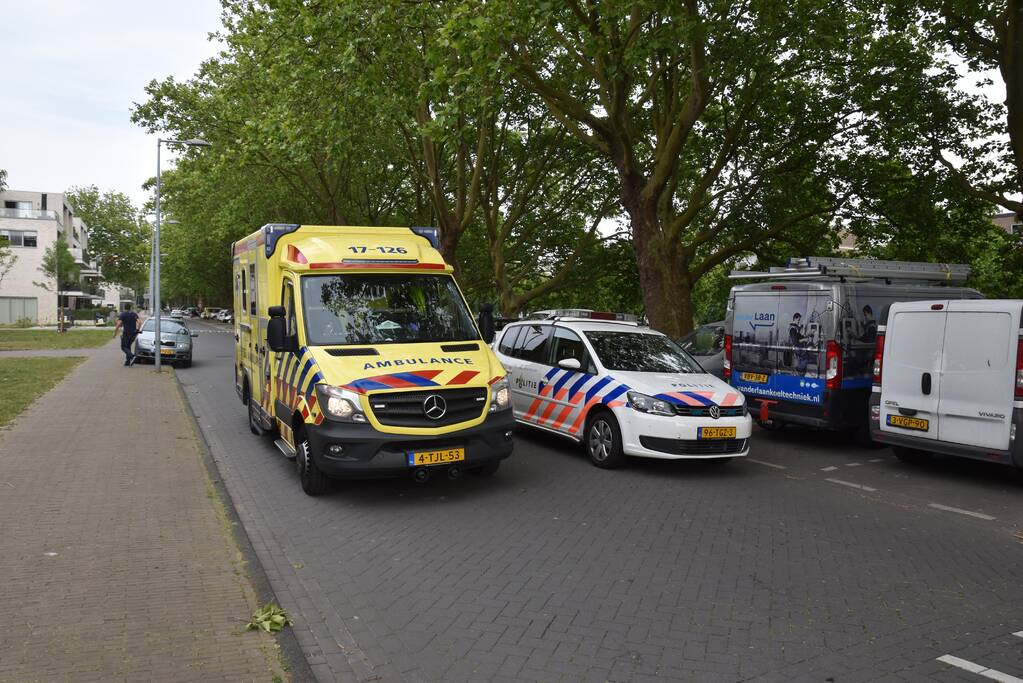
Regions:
[[739, 372, 768, 383], [698, 427, 736, 439], [408, 447, 465, 467], [887, 415, 929, 431]]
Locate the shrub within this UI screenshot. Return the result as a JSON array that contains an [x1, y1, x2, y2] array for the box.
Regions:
[[14, 317, 34, 328]]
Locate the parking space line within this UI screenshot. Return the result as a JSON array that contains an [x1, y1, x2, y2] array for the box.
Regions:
[[846, 462, 861, 466], [821, 466, 838, 472], [936, 654, 1023, 683], [825, 478, 877, 492], [868, 458, 885, 462], [747, 458, 786, 470], [1014, 631, 1023, 639], [927, 503, 996, 521]]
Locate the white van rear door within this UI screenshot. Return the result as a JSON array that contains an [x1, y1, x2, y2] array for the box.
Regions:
[[937, 301, 1018, 450], [879, 302, 947, 441]]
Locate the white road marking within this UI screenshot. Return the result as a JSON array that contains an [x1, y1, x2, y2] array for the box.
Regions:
[[846, 462, 861, 467], [927, 503, 996, 521], [868, 458, 885, 462], [1013, 631, 1023, 639], [821, 466, 838, 472], [825, 478, 877, 492], [747, 458, 786, 470], [936, 654, 1023, 683]]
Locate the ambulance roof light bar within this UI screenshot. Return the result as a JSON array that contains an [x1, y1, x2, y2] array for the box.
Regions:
[[729, 256, 970, 284]]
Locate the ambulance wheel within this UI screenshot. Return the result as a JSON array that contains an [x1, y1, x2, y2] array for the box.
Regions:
[[248, 397, 267, 437], [470, 461, 501, 476], [296, 427, 330, 496], [585, 411, 625, 469], [893, 446, 930, 464]]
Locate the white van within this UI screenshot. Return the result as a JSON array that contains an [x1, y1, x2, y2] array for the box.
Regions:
[[868, 300, 1023, 467]]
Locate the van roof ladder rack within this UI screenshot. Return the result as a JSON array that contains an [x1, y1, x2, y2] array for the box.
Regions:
[[729, 256, 970, 284]]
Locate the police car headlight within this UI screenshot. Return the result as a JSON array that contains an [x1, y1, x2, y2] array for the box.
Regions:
[[316, 385, 366, 423], [489, 377, 511, 412], [627, 391, 674, 416]]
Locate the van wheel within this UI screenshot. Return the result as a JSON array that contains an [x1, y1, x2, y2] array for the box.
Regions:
[[585, 411, 625, 469], [296, 428, 330, 496], [893, 446, 930, 464]]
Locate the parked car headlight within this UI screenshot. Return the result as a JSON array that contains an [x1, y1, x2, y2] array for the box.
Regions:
[[627, 391, 674, 416], [315, 384, 367, 423], [489, 377, 511, 412], [177, 342, 189, 349]]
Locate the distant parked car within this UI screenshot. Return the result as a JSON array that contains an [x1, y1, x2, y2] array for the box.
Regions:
[[134, 318, 197, 367], [217, 309, 233, 324], [201, 307, 223, 319], [169, 309, 186, 320], [185, 307, 200, 318], [678, 321, 725, 379]]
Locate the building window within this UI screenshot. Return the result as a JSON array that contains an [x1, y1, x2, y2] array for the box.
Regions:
[[0, 229, 38, 247], [1012, 223, 1022, 235]]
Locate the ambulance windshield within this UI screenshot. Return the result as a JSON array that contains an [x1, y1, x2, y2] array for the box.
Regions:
[[585, 331, 702, 373], [302, 274, 480, 346]]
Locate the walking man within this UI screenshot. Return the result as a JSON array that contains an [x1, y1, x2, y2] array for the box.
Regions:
[[113, 303, 141, 366]]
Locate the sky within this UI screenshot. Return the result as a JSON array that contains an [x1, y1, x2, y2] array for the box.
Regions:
[[0, 0, 224, 210]]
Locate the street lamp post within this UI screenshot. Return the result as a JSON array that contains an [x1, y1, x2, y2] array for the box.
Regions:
[[153, 138, 210, 371]]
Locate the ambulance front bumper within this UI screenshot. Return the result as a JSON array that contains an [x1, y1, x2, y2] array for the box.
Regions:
[[614, 407, 753, 460], [306, 409, 515, 478]]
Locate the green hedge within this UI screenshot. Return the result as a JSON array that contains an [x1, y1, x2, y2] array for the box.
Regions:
[[70, 307, 117, 321]]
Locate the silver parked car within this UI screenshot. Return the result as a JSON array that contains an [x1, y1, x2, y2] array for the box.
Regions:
[[678, 321, 725, 379], [134, 318, 197, 367]]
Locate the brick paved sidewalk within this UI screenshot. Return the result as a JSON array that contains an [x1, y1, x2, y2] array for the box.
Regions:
[[0, 341, 284, 682]]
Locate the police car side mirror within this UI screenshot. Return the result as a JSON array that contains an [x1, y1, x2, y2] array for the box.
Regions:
[[558, 357, 582, 371]]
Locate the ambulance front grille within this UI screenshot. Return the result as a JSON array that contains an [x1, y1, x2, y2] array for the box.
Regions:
[[368, 387, 488, 428]]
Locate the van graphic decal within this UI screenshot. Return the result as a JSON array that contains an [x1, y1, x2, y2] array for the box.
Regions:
[[340, 369, 484, 394]]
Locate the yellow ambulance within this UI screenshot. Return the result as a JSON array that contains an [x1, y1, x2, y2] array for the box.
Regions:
[[232, 224, 514, 495]]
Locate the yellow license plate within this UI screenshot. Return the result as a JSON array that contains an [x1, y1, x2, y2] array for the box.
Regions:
[[698, 427, 736, 440], [887, 415, 929, 431], [408, 447, 465, 467], [740, 372, 768, 384], [160, 348, 175, 355]]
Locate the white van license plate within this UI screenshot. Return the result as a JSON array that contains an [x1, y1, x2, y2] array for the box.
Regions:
[[887, 415, 929, 431]]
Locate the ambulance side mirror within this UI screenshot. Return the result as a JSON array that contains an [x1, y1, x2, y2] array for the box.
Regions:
[[267, 306, 292, 353]]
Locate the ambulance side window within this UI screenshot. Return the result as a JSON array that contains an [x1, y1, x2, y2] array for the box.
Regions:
[[282, 281, 298, 339], [240, 266, 248, 314], [249, 264, 257, 315], [515, 324, 551, 365], [551, 327, 595, 374]]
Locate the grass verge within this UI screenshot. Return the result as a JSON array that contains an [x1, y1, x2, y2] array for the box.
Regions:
[[0, 357, 85, 427], [0, 329, 112, 351]]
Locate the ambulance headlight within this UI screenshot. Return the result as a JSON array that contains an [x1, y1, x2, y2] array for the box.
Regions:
[[316, 385, 366, 423], [627, 391, 674, 416], [489, 377, 511, 412]]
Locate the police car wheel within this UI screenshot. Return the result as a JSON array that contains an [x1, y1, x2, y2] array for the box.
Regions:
[[296, 429, 330, 496], [586, 411, 625, 469]]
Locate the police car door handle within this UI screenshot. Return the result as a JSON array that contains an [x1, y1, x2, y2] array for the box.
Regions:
[[921, 372, 931, 395]]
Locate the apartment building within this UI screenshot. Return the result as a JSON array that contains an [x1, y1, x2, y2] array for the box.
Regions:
[[992, 211, 1021, 235], [0, 189, 130, 324]]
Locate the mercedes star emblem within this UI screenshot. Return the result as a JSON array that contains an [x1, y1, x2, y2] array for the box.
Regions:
[[709, 405, 720, 419], [423, 394, 447, 420]]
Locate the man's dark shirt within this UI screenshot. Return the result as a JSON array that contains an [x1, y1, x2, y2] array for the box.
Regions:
[[119, 311, 139, 337]]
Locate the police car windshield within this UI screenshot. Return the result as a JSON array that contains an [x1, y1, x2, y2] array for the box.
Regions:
[[302, 274, 480, 346], [585, 331, 701, 373]]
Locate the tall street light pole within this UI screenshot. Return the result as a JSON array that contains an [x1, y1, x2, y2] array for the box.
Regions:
[[154, 138, 210, 371]]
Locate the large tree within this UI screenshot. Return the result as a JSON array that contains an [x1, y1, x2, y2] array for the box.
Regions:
[[65, 185, 148, 290], [443, 0, 934, 335]]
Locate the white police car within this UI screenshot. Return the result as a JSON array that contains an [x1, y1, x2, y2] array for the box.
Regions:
[[494, 312, 753, 468]]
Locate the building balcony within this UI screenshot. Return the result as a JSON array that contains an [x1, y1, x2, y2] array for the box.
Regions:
[[0, 207, 63, 227], [60, 279, 102, 296]]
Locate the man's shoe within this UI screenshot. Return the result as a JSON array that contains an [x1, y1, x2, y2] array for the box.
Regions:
[[124, 361, 130, 366], [128, 356, 136, 367]]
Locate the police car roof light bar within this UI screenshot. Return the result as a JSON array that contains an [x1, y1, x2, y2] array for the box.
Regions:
[[729, 256, 970, 284]]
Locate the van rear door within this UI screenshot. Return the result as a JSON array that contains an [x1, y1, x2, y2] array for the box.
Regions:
[[937, 301, 1017, 450], [879, 301, 947, 441]]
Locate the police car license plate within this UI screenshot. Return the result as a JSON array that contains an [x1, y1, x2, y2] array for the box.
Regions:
[[739, 372, 768, 383], [160, 348, 175, 355], [887, 415, 929, 431], [698, 427, 736, 439], [408, 447, 465, 467]]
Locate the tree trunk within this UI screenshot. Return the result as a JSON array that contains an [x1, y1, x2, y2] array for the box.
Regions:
[[1003, 0, 1023, 199]]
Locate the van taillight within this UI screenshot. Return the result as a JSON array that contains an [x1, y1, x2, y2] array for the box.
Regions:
[[825, 340, 842, 390], [872, 334, 885, 386], [1015, 338, 1023, 399], [723, 334, 732, 379]]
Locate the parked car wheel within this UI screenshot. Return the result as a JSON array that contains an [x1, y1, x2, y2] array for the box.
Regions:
[[296, 427, 330, 496], [585, 410, 625, 469]]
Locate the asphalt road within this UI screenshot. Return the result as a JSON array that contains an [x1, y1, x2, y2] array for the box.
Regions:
[[179, 319, 1023, 682]]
